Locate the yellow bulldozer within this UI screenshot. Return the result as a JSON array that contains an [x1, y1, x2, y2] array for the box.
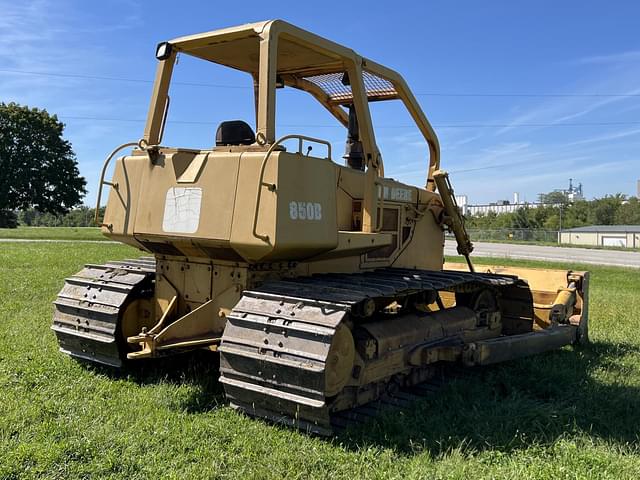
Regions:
[[52, 20, 589, 434]]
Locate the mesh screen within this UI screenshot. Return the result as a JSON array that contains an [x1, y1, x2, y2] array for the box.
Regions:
[[303, 70, 397, 103]]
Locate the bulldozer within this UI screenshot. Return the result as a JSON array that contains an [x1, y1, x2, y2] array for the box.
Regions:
[[52, 20, 589, 434]]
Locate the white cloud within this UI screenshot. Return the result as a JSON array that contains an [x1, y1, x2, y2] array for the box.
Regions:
[[565, 127, 640, 147], [576, 50, 640, 65]]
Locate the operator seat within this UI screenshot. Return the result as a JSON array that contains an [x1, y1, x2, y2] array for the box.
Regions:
[[215, 120, 256, 146]]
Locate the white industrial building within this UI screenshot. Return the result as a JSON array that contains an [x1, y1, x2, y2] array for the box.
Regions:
[[457, 179, 586, 217], [456, 193, 549, 216], [560, 225, 640, 248]]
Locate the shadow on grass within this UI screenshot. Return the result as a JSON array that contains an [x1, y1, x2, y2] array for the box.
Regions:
[[78, 340, 640, 456], [84, 350, 225, 413], [336, 340, 640, 456]]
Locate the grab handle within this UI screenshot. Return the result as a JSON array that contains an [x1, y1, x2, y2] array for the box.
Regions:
[[94, 142, 140, 227]]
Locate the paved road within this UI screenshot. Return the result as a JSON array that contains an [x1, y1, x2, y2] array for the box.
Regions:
[[445, 240, 640, 268]]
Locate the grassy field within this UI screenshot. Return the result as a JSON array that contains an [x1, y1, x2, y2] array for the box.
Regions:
[[0, 227, 106, 241], [1, 242, 639, 479]]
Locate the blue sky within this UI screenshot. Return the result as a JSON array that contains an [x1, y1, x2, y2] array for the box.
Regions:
[[1, 0, 639, 205]]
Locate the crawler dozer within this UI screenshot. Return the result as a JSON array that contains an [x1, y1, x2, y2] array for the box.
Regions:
[[53, 20, 589, 434]]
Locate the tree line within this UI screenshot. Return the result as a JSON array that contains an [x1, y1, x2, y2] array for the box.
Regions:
[[466, 194, 640, 230], [16, 206, 105, 227]]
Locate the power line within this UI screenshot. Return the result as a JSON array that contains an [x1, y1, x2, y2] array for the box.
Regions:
[[56, 115, 640, 129], [3, 68, 640, 98], [449, 160, 532, 174], [0, 68, 247, 89]]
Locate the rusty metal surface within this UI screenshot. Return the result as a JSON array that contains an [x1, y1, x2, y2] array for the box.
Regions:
[[51, 258, 155, 367]]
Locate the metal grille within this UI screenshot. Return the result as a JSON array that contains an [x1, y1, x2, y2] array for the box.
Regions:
[[303, 70, 397, 103]]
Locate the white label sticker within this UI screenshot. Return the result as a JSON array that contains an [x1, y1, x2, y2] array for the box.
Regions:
[[289, 201, 322, 221], [162, 187, 202, 233]]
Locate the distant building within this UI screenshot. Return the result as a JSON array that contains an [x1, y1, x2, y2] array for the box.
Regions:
[[560, 225, 640, 248], [459, 190, 566, 216], [539, 178, 584, 203], [565, 178, 584, 202], [463, 202, 546, 216], [455, 195, 468, 208], [459, 192, 550, 215]]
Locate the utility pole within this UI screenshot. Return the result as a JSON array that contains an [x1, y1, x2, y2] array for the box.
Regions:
[[558, 203, 563, 245]]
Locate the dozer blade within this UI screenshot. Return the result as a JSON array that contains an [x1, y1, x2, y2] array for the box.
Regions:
[[445, 263, 589, 343]]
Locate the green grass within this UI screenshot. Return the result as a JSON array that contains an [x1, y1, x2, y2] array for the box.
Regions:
[[1, 244, 639, 479], [0, 227, 106, 241]]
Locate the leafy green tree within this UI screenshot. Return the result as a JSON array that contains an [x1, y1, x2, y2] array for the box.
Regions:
[[511, 207, 534, 229], [466, 194, 636, 232], [543, 213, 560, 230], [615, 197, 640, 224], [563, 200, 590, 228], [539, 190, 569, 205], [0, 103, 86, 227], [589, 195, 625, 225]]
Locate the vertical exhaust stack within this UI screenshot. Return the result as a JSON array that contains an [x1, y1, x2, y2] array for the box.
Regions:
[[343, 105, 365, 171]]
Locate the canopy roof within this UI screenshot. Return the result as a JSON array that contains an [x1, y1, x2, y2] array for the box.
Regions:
[[169, 20, 399, 105], [144, 20, 441, 194]]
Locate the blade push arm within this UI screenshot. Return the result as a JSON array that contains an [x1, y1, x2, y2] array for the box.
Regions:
[[433, 170, 474, 272]]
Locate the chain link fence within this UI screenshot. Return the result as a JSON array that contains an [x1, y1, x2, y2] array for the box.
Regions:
[[465, 228, 560, 244]]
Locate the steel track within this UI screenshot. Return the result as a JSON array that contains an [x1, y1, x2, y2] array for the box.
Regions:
[[52, 257, 156, 367], [219, 268, 528, 434]]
